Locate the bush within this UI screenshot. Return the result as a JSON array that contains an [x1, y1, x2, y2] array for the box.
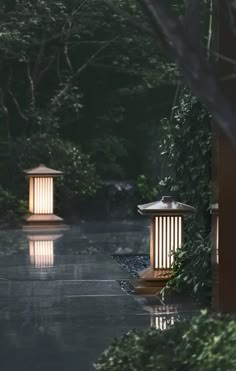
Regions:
[[0, 134, 99, 215], [136, 90, 212, 302], [0, 186, 27, 225], [158, 91, 212, 301], [90, 135, 128, 180], [158, 89, 212, 235], [165, 234, 212, 303], [135, 174, 159, 202], [95, 311, 236, 371], [137, 90, 211, 232]]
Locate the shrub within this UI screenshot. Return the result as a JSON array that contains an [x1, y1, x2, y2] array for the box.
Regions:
[[158, 91, 212, 301], [0, 186, 27, 225], [136, 90, 211, 232], [135, 174, 159, 202], [136, 90, 212, 302], [165, 234, 212, 303], [90, 135, 128, 180], [158, 89, 212, 235], [95, 311, 236, 371]]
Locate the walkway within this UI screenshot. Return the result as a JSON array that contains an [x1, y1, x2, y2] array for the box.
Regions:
[[0, 221, 150, 371], [0, 221, 199, 370]]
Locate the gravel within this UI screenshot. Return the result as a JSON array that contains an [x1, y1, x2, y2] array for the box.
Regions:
[[112, 254, 150, 295]]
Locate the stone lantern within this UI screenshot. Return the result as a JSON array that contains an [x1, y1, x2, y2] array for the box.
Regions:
[[23, 164, 65, 228], [134, 195, 196, 294]]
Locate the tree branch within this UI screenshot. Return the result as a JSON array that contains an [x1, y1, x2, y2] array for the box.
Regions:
[[33, 35, 46, 82], [36, 56, 56, 86], [7, 77, 29, 122], [72, 0, 89, 16], [135, 0, 236, 147], [51, 36, 119, 109], [64, 43, 74, 73], [102, 0, 157, 38], [0, 87, 11, 141], [26, 60, 36, 112]]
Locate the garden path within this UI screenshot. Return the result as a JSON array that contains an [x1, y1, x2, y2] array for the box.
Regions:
[[0, 220, 199, 371], [0, 221, 150, 371]]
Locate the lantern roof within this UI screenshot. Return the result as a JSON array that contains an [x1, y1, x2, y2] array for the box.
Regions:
[[138, 196, 196, 216], [24, 164, 63, 177]]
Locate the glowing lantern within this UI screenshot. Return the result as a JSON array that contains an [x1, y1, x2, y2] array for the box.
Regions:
[[134, 196, 196, 294], [23, 164, 64, 227], [28, 234, 62, 268]]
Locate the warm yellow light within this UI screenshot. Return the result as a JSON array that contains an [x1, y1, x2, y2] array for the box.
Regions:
[[155, 216, 182, 269], [29, 239, 54, 268], [29, 177, 53, 214]]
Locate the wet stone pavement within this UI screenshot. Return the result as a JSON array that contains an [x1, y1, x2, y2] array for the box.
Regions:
[[0, 220, 199, 371]]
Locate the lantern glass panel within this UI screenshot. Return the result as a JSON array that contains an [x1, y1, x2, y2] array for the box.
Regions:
[[154, 216, 182, 269], [29, 177, 34, 213], [32, 177, 53, 214]]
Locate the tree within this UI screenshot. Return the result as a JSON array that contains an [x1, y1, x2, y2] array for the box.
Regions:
[[104, 0, 236, 147], [0, 0, 177, 179]]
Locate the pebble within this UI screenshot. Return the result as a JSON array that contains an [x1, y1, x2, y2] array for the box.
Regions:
[[112, 254, 150, 295]]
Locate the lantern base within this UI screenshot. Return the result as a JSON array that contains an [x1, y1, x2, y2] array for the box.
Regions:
[[23, 213, 69, 231], [132, 267, 173, 295]]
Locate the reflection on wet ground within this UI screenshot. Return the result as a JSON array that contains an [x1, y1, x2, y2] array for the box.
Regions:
[[0, 220, 199, 370]]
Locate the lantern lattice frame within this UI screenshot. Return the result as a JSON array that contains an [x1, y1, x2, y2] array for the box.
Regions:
[[133, 196, 196, 294], [23, 164, 68, 230]]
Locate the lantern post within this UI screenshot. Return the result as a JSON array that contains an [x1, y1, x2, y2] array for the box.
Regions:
[[133, 195, 196, 294], [23, 164, 67, 229]]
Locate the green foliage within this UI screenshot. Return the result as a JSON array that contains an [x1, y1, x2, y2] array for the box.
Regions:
[[0, 0, 176, 181], [0, 134, 99, 214], [90, 135, 128, 179], [0, 186, 27, 225], [158, 90, 212, 233], [95, 311, 236, 371], [138, 90, 211, 227], [136, 90, 212, 301], [165, 234, 212, 303], [157, 91, 212, 300], [135, 174, 159, 201], [157, 91, 212, 301]]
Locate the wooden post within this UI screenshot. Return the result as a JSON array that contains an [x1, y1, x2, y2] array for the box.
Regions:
[[214, 1, 236, 311]]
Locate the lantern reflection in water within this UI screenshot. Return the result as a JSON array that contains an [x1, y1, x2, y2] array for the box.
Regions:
[[144, 305, 177, 331], [28, 234, 62, 268]]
